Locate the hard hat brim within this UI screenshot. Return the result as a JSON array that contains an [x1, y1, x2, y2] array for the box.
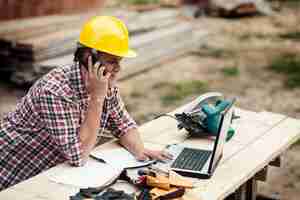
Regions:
[[122, 49, 137, 58]]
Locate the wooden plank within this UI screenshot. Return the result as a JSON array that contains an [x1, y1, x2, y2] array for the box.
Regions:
[[3, 9, 178, 50], [230, 110, 287, 146], [191, 117, 300, 200], [246, 178, 257, 200], [0, 108, 299, 200], [139, 114, 300, 199], [230, 118, 274, 146], [10, 23, 208, 86], [0, 15, 79, 35], [2, 11, 179, 65], [24, 18, 178, 61], [256, 111, 286, 127], [0, 18, 84, 42], [0, 8, 177, 40], [20, 29, 81, 51], [0, 7, 132, 40], [140, 107, 285, 168], [0, 187, 37, 200]]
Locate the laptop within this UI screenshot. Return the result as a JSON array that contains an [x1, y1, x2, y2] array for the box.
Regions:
[[166, 104, 234, 179]]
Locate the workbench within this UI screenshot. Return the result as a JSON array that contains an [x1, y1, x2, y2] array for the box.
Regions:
[[0, 98, 299, 200]]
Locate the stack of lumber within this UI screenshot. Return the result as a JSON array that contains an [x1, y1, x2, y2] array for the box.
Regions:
[[11, 22, 209, 85], [0, 9, 178, 62], [0, 9, 179, 84], [0, 8, 208, 85]]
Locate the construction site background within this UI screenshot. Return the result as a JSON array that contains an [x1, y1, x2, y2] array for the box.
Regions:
[[0, 0, 105, 21]]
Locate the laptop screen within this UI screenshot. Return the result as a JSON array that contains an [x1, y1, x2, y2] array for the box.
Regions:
[[209, 107, 233, 172]]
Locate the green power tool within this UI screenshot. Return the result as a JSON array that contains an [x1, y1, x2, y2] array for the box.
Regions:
[[174, 93, 238, 141]]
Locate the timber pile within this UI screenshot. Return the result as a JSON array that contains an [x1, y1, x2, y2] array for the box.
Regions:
[[11, 23, 208, 85], [0, 9, 178, 84], [0, 9, 177, 65], [0, 8, 208, 86]]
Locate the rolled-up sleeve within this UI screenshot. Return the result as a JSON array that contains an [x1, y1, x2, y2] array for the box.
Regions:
[[107, 88, 138, 138], [39, 90, 83, 166]]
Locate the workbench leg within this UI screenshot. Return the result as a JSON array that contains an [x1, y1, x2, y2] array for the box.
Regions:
[[246, 178, 257, 200], [269, 157, 281, 167], [225, 183, 247, 200]]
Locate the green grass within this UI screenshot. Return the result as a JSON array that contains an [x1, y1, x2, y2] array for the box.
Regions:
[[268, 53, 300, 88], [239, 33, 269, 41], [221, 66, 240, 77], [195, 48, 236, 58], [153, 80, 208, 105], [282, 0, 300, 7], [279, 31, 300, 41], [127, 0, 159, 4], [195, 45, 236, 58], [292, 138, 300, 147], [206, 49, 225, 58]]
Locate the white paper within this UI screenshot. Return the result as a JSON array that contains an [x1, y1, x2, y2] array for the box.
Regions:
[[48, 159, 122, 188], [91, 148, 155, 169]]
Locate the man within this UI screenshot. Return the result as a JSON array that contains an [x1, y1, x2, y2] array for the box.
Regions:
[[0, 16, 172, 191]]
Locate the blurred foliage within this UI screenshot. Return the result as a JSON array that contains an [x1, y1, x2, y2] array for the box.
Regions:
[[239, 33, 269, 40], [279, 31, 300, 41], [204, 49, 226, 58], [269, 53, 300, 88], [193, 46, 236, 58], [153, 80, 208, 105], [283, 0, 300, 7], [221, 66, 240, 76], [292, 138, 300, 147], [127, 0, 159, 4]]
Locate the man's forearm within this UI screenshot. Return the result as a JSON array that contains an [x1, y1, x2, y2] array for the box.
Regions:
[[119, 128, 145, 157], [79, 97, 103, 161]]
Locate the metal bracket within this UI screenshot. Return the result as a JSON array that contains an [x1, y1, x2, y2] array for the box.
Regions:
[[269, 156, 281, 167]]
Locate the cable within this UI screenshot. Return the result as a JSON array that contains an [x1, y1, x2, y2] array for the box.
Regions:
[[154, 113, 178, 121]]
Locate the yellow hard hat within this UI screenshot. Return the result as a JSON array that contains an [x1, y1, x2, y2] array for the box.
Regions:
[[79, 16, 137, 58]]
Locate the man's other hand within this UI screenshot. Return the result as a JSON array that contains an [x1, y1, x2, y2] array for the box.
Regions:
[[135, 148, 173, 162]]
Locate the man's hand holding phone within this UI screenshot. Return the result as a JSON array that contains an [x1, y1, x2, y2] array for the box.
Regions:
[[86, 55, 111, 101]]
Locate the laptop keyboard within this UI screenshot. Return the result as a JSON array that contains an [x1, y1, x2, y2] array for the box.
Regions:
[[171, 148, 211, 171]]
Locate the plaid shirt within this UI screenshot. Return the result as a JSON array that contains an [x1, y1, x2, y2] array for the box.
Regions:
[[0, 63, 137, 191]]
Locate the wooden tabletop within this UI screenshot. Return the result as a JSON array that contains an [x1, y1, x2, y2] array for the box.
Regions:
[[1, 100, 299, 200]]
